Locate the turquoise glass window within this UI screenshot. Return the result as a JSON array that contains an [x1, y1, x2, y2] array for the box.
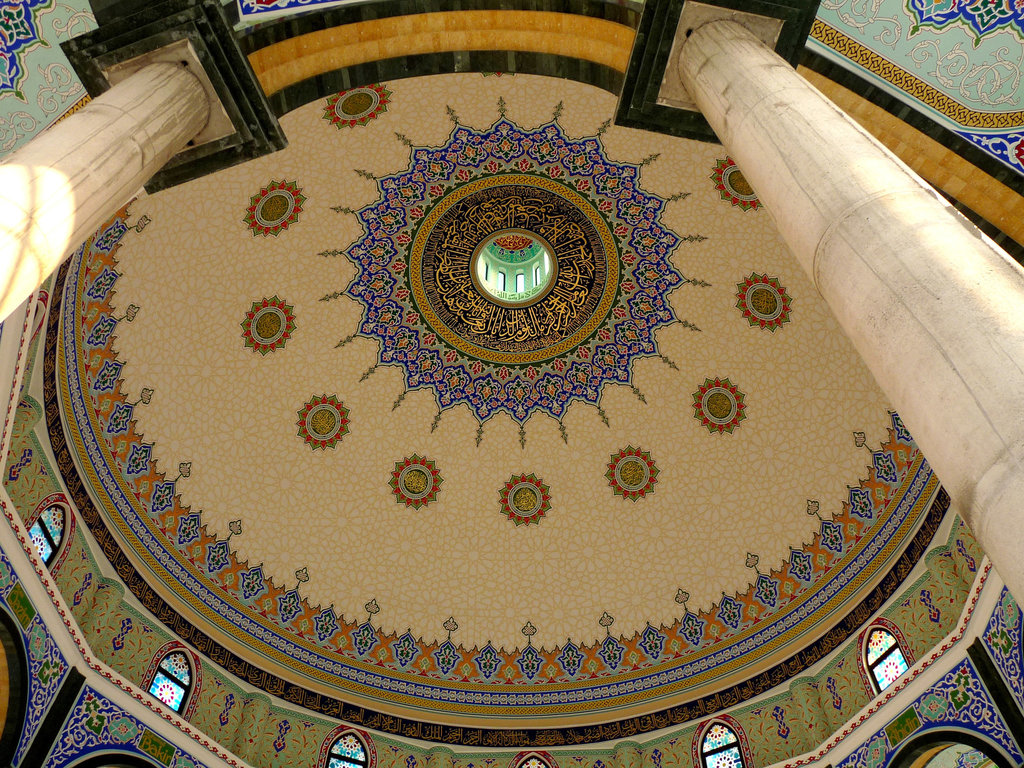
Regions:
[[29, 504, 64, 565], [148, 651, 192, 713], [329, 733, 369, 768], [701, 723, 744, 768], [866, 627, 909, 692]]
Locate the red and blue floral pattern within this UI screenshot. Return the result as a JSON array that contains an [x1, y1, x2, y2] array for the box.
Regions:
[[343, 119, 688, 424]]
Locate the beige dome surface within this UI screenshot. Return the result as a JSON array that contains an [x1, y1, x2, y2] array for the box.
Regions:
[[54, 73, 938, 731]]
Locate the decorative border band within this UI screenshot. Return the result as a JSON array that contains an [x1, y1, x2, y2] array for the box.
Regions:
[[809, 19, 1024, 129]]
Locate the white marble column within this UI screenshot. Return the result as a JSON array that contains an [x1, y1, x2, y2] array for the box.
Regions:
[[679, 20, 1024, 598], [0, 62, 208, 321]]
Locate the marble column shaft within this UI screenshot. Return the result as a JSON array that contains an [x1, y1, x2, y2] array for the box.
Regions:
[[0, 62, 208, 320], [679, 20, 1024, 598]]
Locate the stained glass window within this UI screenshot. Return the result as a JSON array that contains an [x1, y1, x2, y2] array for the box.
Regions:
[[701, 723, 744, 768], [329, 732, 369, 768], [518, 757, 551, 768], [148, 650, 192, 713], [29, 504, 64, 565], [865, 627, 909, 692]]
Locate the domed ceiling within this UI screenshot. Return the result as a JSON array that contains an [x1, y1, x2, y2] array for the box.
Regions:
[[50, 73, 940, 737]]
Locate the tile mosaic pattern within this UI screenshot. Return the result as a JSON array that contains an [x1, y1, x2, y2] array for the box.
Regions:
[[836, 659, 1022, 768], [982, 587, 1023, 711], [58, 223, 938, 705], [45, 685, 211, 768], [0, 549, 70, 765]]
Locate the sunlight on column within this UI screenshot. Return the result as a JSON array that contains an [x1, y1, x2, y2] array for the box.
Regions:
[[0, 164, 75, 321]]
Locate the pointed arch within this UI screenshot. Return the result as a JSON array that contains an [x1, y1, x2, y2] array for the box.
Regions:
[[319, 726, 376, 768], [860, 617, 913, 694], [691, 716, 752, 768], [142, 642, 202, 719], [510, 752, 557, 768], [27, 494, 73, 571], [0, 606, 28, 765]]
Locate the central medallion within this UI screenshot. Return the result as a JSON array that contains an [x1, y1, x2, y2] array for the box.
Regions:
[[411, 175, 618, 364], [343, 118, 691, 424]]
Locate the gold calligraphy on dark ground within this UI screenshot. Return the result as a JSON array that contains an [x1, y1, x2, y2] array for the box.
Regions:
[[414, 178, 616, 363]]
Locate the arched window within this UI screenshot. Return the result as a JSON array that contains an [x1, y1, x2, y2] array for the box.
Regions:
[[320, 728, 376, 768], [148, 650, 193, 713], [498, 270, 506, 292], [28, 504, 64, 566], [534, 264, 540, 285], [700, 722, 745, 768], [328, 732, 369, 768], [515, 272, 525, 293], [510, 752, 555, 768], [865, 625, 910, 692]]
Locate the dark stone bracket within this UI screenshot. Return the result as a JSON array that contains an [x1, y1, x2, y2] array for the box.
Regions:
[[61, 0, 286, 193]]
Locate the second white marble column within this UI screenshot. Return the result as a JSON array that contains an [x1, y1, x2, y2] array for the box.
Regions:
[[679, 20, 1024, 598]]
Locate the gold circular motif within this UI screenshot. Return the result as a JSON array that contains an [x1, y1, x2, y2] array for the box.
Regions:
[[749, 287, 779, 317], [253, 310, 283, 341], [705, 391, 734, 421], [727, 167, 754, 197], [617, 458, 647, 490], [257, 192, 291, 225], [308, 407, 339, 437], [402, 468, 429, 495], [512, 486, 540, 513], [410, 175, 620, 365], [340, 91, 374, 116]]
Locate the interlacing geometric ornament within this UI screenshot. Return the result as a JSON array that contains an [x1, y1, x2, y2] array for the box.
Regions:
[[390, 454, 443, 509], [735, 274, 792, 331], [0, 551, 70, 766], [296, 394, 349, 450], [244, 180, 305, 237], [711, 158, 760, 211], [340, 117, 703, 426], [606, 446, 659, 501], [323, 84, 391, 129], [692, 377, 747, 434], [0, 0, 50, 97], [499, 472, 551, 525], [241, 295, 296, 354]]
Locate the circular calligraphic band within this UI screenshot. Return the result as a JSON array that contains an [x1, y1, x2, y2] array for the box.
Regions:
[[410, 175, 619, 364]]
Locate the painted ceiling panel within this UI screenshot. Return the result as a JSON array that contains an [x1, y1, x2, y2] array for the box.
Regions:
[[808, 0, 1024, 175], [0, 0, 92, 153], [53, 72, 939, 729]]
